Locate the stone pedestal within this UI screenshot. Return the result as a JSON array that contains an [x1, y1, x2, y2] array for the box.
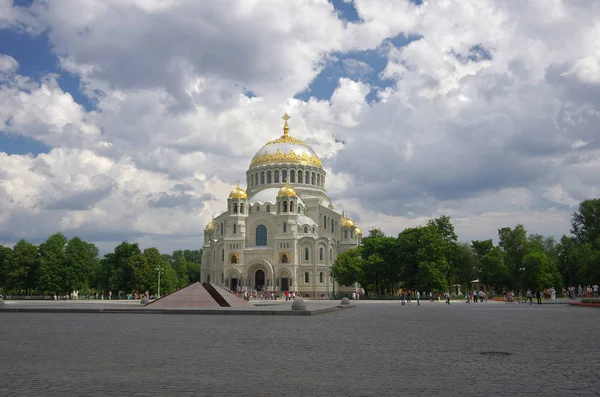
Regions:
[[291, 298, 307, 311]]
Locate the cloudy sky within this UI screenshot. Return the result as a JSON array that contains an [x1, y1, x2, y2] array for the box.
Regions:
[[1, 0, 599, 253]]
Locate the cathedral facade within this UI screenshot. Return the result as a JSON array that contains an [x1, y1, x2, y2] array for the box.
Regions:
[[201, 114, 361, 298]]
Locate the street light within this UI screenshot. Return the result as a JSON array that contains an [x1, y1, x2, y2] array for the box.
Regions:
[[155, 266, 164, 298]]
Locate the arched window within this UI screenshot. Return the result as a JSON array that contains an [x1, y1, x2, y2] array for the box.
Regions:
[[249, 206, 252, 214], [330, 248, 332, 261], [331, 219, 334, 231], [311, 172, 316, 185], [274, 170, 280, 183], [283, 222, 287, 233], [304, 272, 309, 283], [304, 226, 308, 233], [207, 274, 210, 283], [282, 170, 288, 183], [305, 171, 310, 184], [233, 202, 238, 214], [323, 215, 327, 229], [256, 225, 267, 246], [221, 223, 224, 235], [266, 205, 270, 212], [254, 173, 258, 186], [290, 170, 295, 183], [260, 172, 265, 184], [281, 254, 288, 264], [312, 226, 316, 234], [344, 230, 348, 239], [298, 170, 303, 184], [289, 201, 294, 212], [317, 174, 320, 186], [304, 247, 309, 261], [267, 170, 272, 183], [221, 249, 224, 262], [297, 205, 301, 214], [233, 224, 237, 234], [319, 247, 323, 261], [256, 205, 260, 211], [283, 201, 287, 212], [319, 272, 324, 283], [240, 203, 245, 214]]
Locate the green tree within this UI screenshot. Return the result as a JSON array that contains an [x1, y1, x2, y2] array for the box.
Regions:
[[7, 239, 39, 294], [498, 225, 527, 289], [331, 247, 363, 287], [479, 247, 509, 292], [38, 233, 68, 294], [571, 198, 600, 247], [362, 235, 398, 295], [427, 216, 460, 286], [0, 245, 12, 293], [397, 225, 450, 292], [64, 237, 99, 292], [457, 243, 477, 288], [99, 242, 142, 294]]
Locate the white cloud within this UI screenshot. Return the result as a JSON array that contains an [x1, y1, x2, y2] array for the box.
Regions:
[[0, 54, 18, 73], [1, 0, 600, 251]]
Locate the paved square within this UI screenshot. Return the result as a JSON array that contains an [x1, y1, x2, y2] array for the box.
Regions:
[[1, 301, 599, 396]]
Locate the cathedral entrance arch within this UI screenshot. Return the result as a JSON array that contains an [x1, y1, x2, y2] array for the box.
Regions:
[[246, 260, 274, 292], [255, 269, 265, 291]]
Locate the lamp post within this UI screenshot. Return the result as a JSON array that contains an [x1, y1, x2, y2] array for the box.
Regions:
[[332, 275, 336, 299], [155, 266, 164, 298], [519, 267, 525, 293]]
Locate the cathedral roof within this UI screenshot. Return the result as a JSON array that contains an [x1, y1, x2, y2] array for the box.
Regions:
[[249, 113, 322, 169], [248, 188, 305, 206]]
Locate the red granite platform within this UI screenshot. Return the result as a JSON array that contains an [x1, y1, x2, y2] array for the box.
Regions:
[[146, 282, 221, 308], [207, 283, 253, 308], [145, 282, 253, 308]]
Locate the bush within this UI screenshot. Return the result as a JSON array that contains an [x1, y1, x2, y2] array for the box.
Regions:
[[581, 298, 600, 304]]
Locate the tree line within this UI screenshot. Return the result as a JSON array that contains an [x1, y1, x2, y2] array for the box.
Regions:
[[0, 234, 201, 296], [332, 198, 600, 295]]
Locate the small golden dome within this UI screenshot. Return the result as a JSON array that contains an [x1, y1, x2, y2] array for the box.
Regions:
[[341, 217, 355, 227], [228, 181, 247, 200], [205, 219, 215, 231], [277, 180, 297, 198], [355, 227, 362, 235]]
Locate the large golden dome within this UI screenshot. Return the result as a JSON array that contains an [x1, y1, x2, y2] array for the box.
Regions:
[[228, 181, 247, 200], [249, 113, 322, 169]]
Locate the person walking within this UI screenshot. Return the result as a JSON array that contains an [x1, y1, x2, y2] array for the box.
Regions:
[[445, 291, 451, 305], [526, 289, 533, 305], [416, 291, 420, 306], [536, 289, 542, 305], [406, 291, 412, 306], [400, 292, 405, 306]]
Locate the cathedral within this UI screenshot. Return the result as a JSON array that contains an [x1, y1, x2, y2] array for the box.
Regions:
[[201, 114, 361, 298]]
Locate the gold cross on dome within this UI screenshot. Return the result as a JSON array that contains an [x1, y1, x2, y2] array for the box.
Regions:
[[236, 180, 240, 187], [282, 113, 291, 137]]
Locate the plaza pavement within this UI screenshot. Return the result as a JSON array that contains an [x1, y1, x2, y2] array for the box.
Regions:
[[0, 300, 599, 396]]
